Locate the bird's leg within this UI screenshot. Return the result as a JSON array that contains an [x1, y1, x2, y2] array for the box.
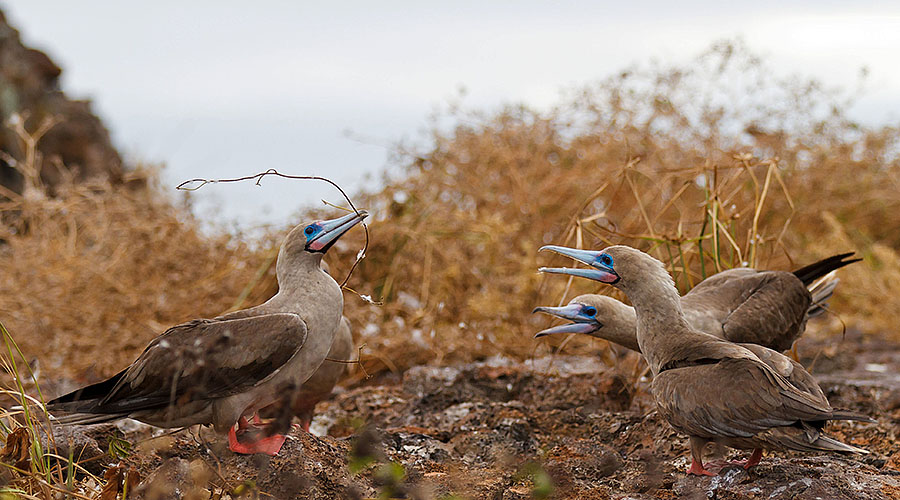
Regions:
[[728, 448, 763, 469], [234, 412, 266, 433], [687, 436, 717, 476], [703, 442, 730, 471], [293, 410, 313, 433], [745, 448, 763, 469]]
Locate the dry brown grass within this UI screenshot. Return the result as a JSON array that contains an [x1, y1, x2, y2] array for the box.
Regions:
[[0, 36, 898, 500], [328, 40, 900, 375], [0, 169, 276, 381]]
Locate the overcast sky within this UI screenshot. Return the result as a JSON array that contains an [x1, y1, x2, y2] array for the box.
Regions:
[[2, 1, 899, 228]]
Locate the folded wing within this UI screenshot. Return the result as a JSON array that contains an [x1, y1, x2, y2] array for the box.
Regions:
[[48, 313, 308, 419]]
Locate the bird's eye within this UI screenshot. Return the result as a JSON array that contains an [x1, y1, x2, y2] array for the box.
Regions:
[[304, 225, 316, 235], [583, 306, 597, 317], [600, 254, 613, 266]]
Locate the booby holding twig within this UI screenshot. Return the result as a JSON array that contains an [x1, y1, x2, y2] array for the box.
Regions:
[[539, 245, 871, 475], [46, 211, 367, 455]]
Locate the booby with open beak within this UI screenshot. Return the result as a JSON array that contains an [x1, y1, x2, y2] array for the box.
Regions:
[[538, 247, 858, 352], [540, 245, 872, 475]]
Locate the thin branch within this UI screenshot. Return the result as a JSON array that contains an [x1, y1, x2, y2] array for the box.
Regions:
[[325, 343, 371, 379], [176, 169, 374, 301]]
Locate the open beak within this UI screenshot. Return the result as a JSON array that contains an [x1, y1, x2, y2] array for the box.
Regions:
[[539, 266, 615, 282], [307, 210, 368, 253], [534, 322, 597, 338], [539, 245, 619, 284], [532, 304, 602, 338]]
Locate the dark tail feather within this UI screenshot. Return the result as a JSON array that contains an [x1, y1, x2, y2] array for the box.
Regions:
[[812, 435, 869, 454], [46, 370, 129, 425], [47, 369, 126, 406], [792, 253, 861, 287], [51, 411, 128, 425]]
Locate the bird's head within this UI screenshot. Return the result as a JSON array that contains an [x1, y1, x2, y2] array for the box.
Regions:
[[278, 210, 368, 275], [301, 210, 368, 253], [532, 294, 605, 338]]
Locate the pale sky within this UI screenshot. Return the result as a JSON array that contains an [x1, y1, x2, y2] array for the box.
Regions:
[[2, 1, 899, 228]]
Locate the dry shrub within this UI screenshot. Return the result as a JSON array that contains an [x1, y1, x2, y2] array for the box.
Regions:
[[0, 169, 278, 381], [325, 40, 900, 376]]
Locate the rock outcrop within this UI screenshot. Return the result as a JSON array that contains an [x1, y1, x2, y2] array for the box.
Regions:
[[0, 8, 123, 197]]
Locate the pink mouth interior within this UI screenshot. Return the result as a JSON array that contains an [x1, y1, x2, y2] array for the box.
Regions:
[[597, 270, 618, 283]]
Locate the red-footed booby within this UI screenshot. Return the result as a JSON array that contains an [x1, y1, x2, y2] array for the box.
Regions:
[[534, 293, 831, 434], [258, 316, 353, 433], [46, 210, 367, 455], [538, 249, 858, 352], [292, 316, 352, 431], [540, 246, 871, 475]]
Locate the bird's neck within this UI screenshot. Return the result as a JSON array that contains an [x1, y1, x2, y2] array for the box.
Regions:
[[601, 302, 641, 353], [270, 264, 343, 344], [622, 271, 692, 375]]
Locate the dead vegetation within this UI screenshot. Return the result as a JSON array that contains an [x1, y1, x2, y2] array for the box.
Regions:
[[0, 39, 898, 498], [0, 41, 897, 383], [332, 40, 900, 377]]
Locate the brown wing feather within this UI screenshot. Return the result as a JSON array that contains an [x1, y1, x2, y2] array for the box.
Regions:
[[652, 357, 834, 441], [93, 313, 307, 414], [737, 343, 827, 405], [684, 271, 810, 351], [720, 272, 810, 351]]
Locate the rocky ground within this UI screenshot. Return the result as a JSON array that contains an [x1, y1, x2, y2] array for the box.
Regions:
[[27, 331, 900, 499]]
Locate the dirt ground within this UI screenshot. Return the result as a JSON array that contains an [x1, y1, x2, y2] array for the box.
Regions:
[[34, 330, 900, 500]]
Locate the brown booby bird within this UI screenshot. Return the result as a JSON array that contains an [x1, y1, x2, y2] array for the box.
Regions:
[[46, 210, 367, 455], [538, 249, 858, 352], [534, 293, 832, 442], [292, 316, 352, 431], [258, 316, 353, 433], [540, 245, 871, 475]]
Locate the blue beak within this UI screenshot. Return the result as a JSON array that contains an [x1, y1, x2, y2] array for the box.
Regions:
[[539, 245, 620, 284], [532, 303, 602, 337], [539, 245, 602, 266], [306, 210, 368, 253], [539, 266, 613, 281], [533, 322, 598, 338]]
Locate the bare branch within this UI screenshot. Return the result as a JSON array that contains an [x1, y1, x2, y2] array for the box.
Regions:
[[176, 169, 375, 302]]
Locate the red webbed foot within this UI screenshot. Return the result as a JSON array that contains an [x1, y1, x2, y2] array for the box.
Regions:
[[228, 432, 286, 455], [228, 415, 288, 455], [687, 458, 717, 476]]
